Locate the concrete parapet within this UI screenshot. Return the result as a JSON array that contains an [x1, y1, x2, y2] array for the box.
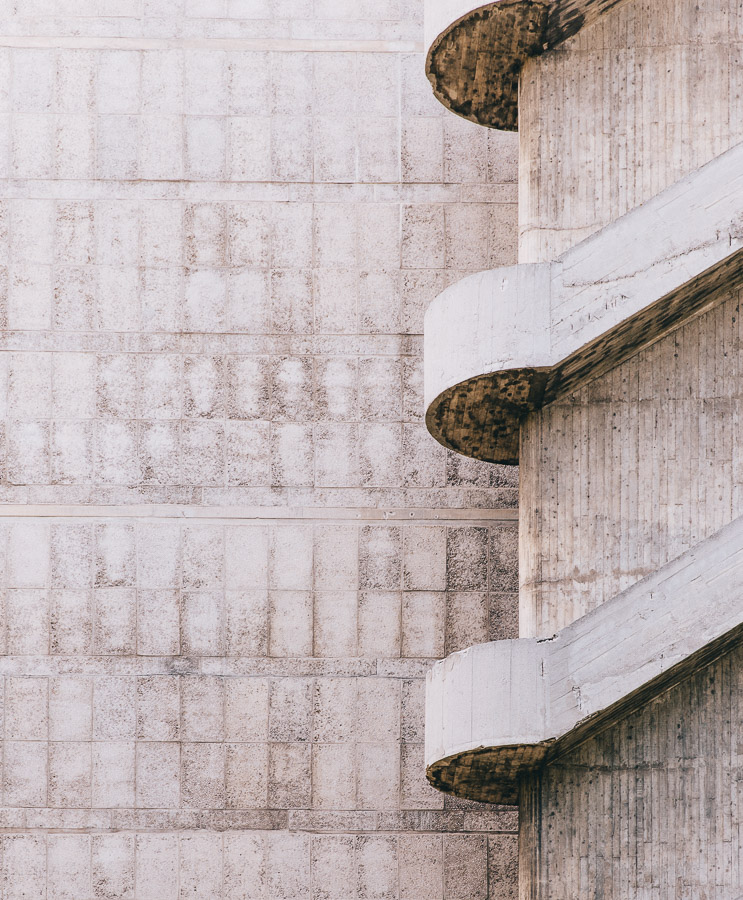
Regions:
[[424, 140, 743, 463], [425, 512, 743, 803]]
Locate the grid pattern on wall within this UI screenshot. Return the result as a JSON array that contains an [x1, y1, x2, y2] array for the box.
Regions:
[[0, 2, 521, 897]]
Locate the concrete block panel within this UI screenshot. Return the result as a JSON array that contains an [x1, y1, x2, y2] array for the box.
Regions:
[[425, 140, 743, 462], [0, 8, 521, 896]]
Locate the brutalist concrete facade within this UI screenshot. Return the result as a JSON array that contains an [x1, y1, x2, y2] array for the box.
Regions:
[[423, 0, 743, 897], [0, 2, 523, 898]]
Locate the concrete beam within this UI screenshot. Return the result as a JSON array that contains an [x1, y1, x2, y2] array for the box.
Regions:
[[425, 512, 743, 804], [425, 140, 743, 463], [425, 0, 631, 129]]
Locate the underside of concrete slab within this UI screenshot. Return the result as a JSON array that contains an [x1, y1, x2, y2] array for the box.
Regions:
[[426, 513, 743, 803], [425, 0, 631, 128], [424, 140, 743, 463]]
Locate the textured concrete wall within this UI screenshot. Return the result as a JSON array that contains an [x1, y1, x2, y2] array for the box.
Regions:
[[519, 640, 743, 899], [0, 2, 521, 897], [515, 205, 743, 898], [418, 0, 743, 893], [518, 0, 743, 263], [423, 137, 743, 469], [520, 283, 743, 638]]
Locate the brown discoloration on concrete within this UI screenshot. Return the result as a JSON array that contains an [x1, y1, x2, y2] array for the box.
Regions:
[[427, 619, 743, 804], [425, 367, 548, 465], [427, 743, 550, 804], [426, 0, 743, 893], [425, 0, 632, 129], [426, 1, 549, 131], [427, 248, 743, 464]]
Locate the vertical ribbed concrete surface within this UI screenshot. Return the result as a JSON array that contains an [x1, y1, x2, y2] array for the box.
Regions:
[[420, 0, 743, 896], [518, 0, 743, 263]]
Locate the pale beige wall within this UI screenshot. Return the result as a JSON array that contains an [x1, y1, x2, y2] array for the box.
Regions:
[[519, 636, 743, 899], [518, 0, 743, 264], [519, 282, 742, 638], [0, 1, 521, 896]]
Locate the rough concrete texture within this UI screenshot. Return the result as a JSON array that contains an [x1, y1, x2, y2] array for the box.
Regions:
[[426, 509, 743, 802], [424, 139, 743, 463], [423, 0, 633, 130], [0, 3, 521, 897], [423, 0, 743, 894], [519, 0, 743, 263], [519, 641, 743, 898], [426, 0, 548, 131], [519, 280, 743, 635]]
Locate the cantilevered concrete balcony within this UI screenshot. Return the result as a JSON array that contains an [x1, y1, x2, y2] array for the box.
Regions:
[[424, 140, 743, 464], [425, 513, 743, 804], [425, 0, 627, 128]]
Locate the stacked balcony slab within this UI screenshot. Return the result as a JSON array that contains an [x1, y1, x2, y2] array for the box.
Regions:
[[518, 0, 743, 636], [424, 0, 743, 895]]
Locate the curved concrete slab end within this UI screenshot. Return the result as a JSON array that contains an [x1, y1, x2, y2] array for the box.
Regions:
[[425, 513, 743, 803], [424, 142, 743, 463], [424, 0, 633, 128]]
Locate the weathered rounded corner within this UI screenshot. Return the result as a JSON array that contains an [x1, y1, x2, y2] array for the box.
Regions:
[[422, 262, 553, 461], [424, 370, 550, 465], [426, 744, 552, 804], [424, 0, 549, 129]]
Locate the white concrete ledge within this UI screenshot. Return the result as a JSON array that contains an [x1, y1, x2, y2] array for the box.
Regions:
[[425, 513, 743, 803], [425, 140, 743, 463]]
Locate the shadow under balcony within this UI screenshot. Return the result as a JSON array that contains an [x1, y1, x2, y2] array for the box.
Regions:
[[424, 141, 743, 464]]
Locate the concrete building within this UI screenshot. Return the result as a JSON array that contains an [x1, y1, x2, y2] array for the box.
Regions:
[[423, 0, 743, 896], [8, 0, 741, 895], [0, 1, 524, 898]]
